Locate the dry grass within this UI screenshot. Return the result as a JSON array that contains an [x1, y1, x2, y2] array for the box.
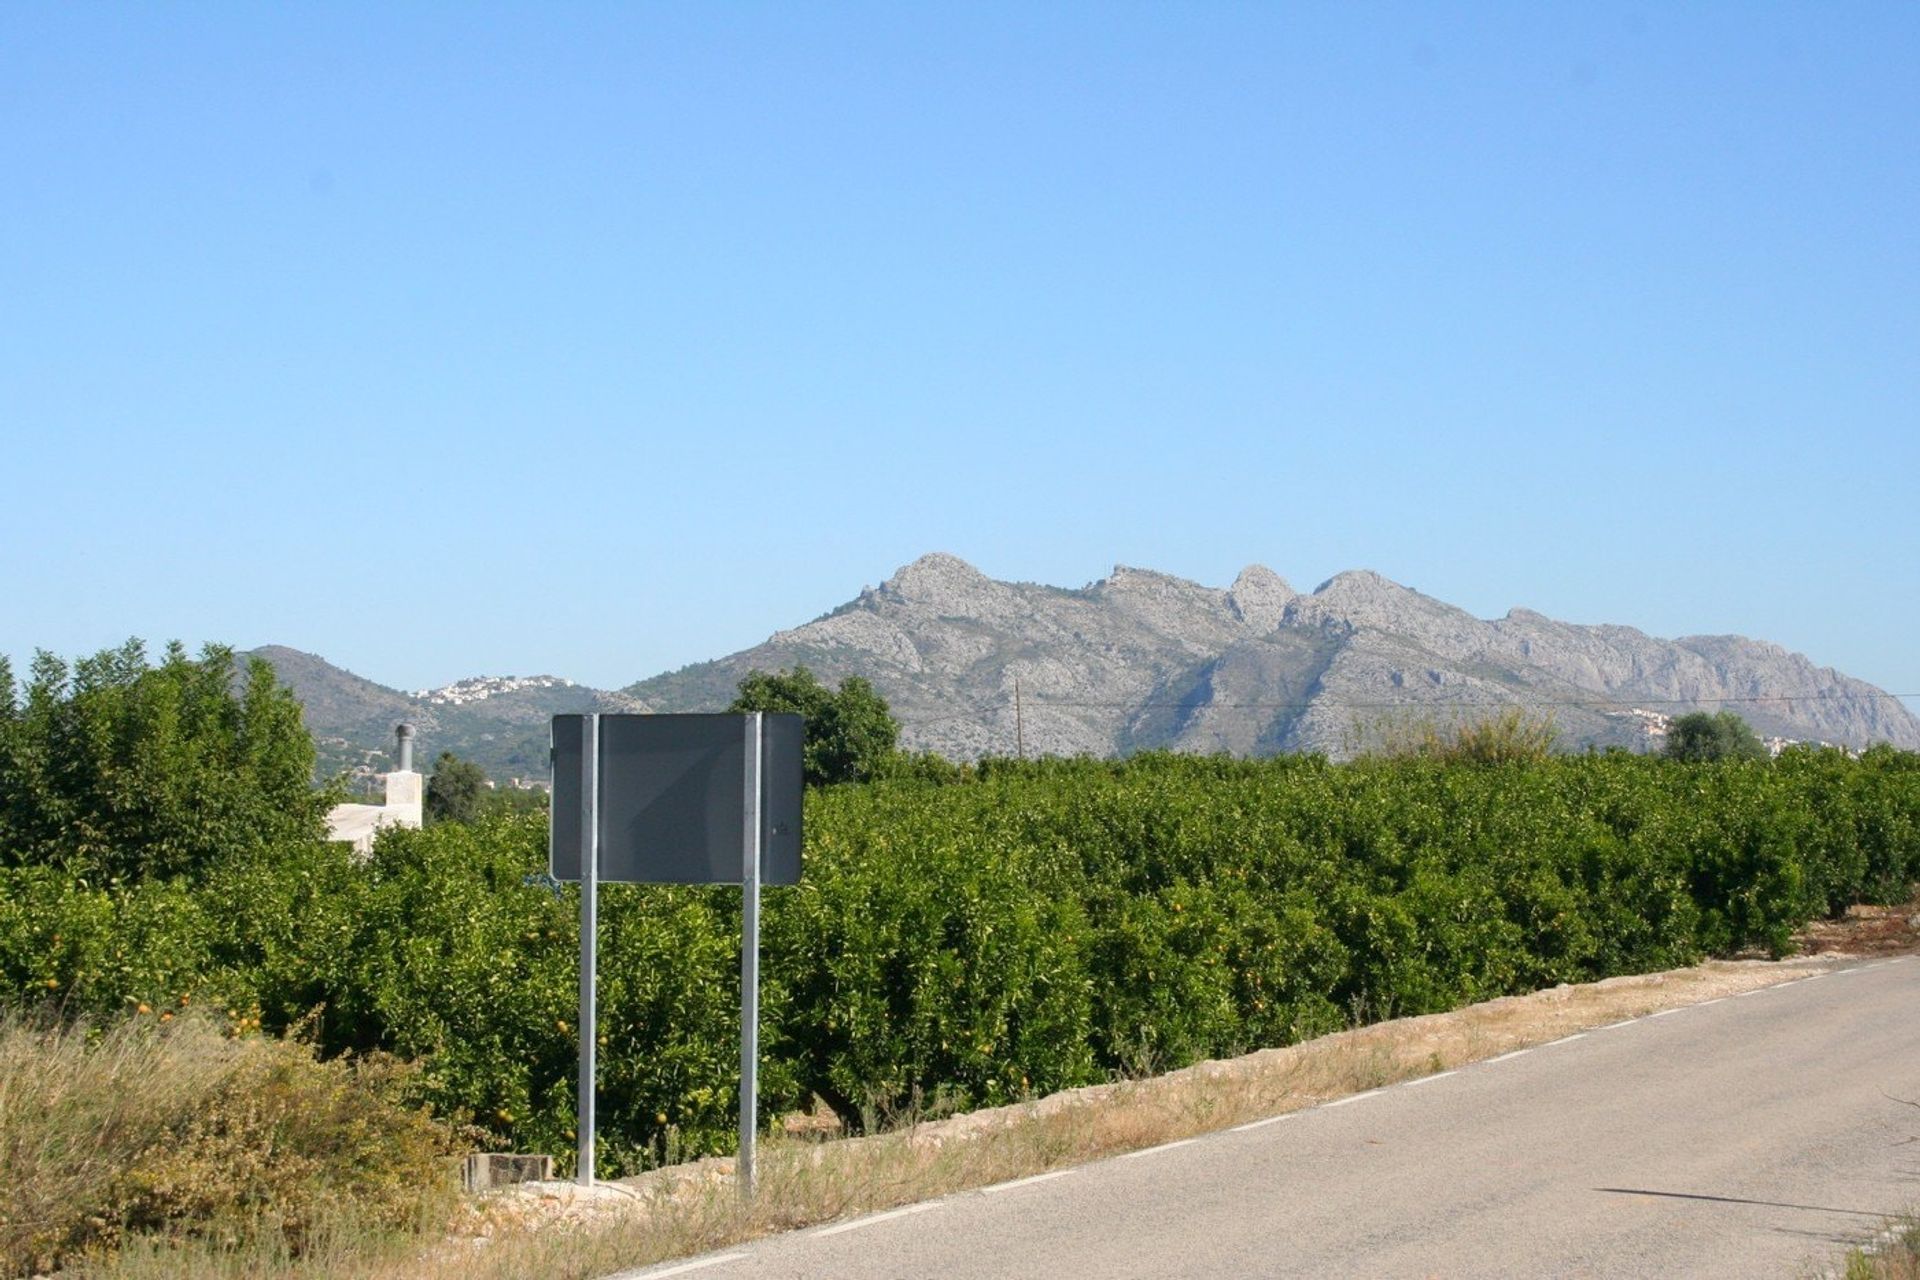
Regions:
[[0, 1012, 459, 1278]]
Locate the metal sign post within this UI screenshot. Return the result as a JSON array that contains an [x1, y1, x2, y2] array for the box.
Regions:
[[577, 713, 599, 1186], [739, 712, 762, 1198], [550, 712, 801, 1198]]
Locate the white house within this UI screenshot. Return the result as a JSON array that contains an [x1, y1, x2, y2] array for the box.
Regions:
[[325, 723, 424, 855]]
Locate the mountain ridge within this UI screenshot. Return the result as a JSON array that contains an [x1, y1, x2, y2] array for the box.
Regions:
[[621, 553, 1919, 760], [248, 553, 1920, 779]]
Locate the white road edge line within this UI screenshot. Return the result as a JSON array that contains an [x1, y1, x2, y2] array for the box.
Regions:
[[1598, 1018, 1639, 1028], [1485, 1049, 1530, 1064], [1321, 1089, 1381, 1109], [1545, 1033, 1587, 1046], [631, 1253, 750, 1278], [1402, 1070, 1458, 1088], [1695, 997, 1726, 1006], [981, 1170, 1071, 1194], [1231, 1114, 1294, 1131], [1120, 1138, 1198, 1160], [812, 1202, 938, 1238]]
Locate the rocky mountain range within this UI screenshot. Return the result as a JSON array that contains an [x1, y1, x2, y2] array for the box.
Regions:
[[252, 554, 1920, 782]]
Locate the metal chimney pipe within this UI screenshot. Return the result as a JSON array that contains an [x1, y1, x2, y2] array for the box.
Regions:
[[396, 723, 415, 773]]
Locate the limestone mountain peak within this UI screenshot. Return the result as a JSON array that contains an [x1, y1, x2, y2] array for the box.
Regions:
[[1227, 564, 1295, 632], [876, 552, 997, 608]]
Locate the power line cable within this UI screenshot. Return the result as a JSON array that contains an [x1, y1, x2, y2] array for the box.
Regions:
[[893, 689, 1920, 727]]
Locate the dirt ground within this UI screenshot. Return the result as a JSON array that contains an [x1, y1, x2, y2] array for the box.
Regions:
[[1793, 897, 1920, 957]]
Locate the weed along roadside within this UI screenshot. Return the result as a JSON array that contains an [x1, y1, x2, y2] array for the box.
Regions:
[[1839, 1214, 1920, 1279], [0, 1010, 462, 1278]]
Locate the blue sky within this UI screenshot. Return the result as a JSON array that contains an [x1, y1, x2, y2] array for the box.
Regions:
[[3, 4, 1915, 705]]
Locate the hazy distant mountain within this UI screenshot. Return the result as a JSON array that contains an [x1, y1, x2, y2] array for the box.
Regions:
[[247, 646, 645, 788], [252, 554, 1920, 780]]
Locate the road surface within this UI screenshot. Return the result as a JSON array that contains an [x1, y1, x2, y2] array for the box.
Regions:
[[629, 957, 1920, 1279]]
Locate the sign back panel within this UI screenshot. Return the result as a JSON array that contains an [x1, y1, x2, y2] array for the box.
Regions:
[[550, 713, 802, 885]]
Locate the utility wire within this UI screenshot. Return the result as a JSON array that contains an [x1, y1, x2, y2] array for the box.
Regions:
[[894, 689, 1920, 728]]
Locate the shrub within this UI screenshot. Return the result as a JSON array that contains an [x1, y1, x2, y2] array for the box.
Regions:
[[1355, 707, 1560, 764], [0, 1011, 458, 1276]]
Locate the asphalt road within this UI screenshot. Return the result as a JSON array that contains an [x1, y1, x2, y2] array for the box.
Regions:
[[630, 957, 1920, 1279]]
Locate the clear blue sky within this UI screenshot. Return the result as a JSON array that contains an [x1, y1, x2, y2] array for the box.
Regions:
[[4, 4, 1915, 704]]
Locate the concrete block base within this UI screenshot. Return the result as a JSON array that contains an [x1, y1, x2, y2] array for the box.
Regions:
[[462, 1152, 555, 1191]]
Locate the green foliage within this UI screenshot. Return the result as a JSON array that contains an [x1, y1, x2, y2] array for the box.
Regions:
[[0, 641, 325, 882], [1664, 710, 1769, 763], [728, 667, 900, 786], [1441, 707, 1560, 763], [425, 752, 489, 825], [480, 784, 551, 820], [2, 745, 1916, 1183], [876, 750, 975, 786]]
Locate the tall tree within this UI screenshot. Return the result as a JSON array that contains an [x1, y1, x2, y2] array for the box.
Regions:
[[0, 640, 324, 880], [1663, 711, 1769, 763], [425, 752, 490, 825], [729, 667, 899, 786]]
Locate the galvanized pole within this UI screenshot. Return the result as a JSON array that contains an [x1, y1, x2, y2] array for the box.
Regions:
[[577, 713, 600, 1186], [739, 711, 763, 1198]]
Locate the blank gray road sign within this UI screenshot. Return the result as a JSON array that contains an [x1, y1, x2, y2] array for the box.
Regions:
[[550, 713, 803, 884]]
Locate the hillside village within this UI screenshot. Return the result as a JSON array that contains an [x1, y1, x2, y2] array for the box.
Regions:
[[412, 674, 580, 706], [1622, 706, 1841, 757]]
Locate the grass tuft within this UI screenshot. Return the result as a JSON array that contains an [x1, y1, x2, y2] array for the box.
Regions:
[[1349, 706, 1561, 764]]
